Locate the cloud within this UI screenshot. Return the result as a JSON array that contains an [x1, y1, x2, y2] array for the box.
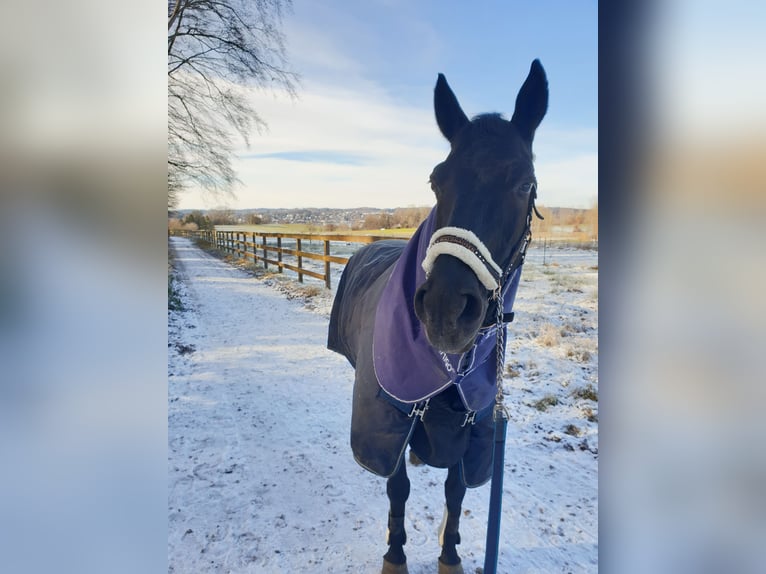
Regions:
[[240, 150, 372, 166]]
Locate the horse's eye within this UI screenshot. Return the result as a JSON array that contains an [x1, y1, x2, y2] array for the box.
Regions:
[[520, 182, 536, 194]]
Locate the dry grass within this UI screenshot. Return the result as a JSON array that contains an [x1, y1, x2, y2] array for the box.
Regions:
[[560, 320, 590, 337], [533, 394, 559, 411], [295, 284, 323, 299], [536, 323, 561, 347], [565, 346, 592, 363], [582, 407, 598, 423], [549, 273, 585, 294], [571, 384, 598, 402], [168, 246, 184, 311], [505, 364, 521, 378], [564, 424, 582, 437]]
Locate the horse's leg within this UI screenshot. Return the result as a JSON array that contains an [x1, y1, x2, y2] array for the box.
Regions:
[[438, 464, 467, 574], [382, 461, 410, 574]]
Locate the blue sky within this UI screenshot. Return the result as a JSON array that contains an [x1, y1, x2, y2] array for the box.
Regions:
[[178, 0, 598, 210]]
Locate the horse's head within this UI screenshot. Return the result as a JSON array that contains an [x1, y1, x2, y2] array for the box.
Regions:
[[414, 60, 548, 354]]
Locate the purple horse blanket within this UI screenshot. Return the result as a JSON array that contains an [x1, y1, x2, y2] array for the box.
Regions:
[[373, 209, 520, 412]]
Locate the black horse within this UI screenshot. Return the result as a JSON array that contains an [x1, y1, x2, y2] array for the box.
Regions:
[[328, 61, 548, 574]]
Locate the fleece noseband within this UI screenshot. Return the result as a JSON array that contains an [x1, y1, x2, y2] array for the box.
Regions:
[[421, 227, 502, 291]]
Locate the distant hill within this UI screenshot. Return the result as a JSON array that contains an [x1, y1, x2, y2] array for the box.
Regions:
[[170, 205, 591, 224]]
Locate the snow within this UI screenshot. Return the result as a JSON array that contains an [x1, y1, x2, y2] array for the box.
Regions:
[[168, 236, 598, 573]]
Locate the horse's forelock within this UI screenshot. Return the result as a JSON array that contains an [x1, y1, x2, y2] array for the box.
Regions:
[[469, 113, 508, 134]]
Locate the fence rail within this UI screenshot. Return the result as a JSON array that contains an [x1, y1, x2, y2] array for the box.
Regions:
[[172, 228, 408, 289]]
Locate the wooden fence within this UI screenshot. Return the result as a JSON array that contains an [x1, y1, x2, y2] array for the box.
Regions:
[[172, 228, 408, 289]]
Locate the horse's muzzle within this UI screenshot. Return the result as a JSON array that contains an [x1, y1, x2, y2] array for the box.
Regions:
[[414, 256, 487, 354]]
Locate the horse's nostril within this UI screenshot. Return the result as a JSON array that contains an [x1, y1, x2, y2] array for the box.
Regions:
[[460, 293, 482, 324]]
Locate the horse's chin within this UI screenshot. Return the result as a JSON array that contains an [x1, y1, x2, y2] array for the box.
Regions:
[[424, 328, 477, 355]]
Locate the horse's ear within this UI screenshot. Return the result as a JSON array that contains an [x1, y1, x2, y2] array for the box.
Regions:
[[434, 73, 469, 143], [511, 59, 548, 143]]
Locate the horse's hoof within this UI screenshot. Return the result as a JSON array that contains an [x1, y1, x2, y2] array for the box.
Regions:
[[381, 558, 409, 574], [437, 558, 464, 574]]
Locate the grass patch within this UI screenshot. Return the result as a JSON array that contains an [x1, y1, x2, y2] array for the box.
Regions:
[[571, 383, 598, 402], [549, 273, 585, 293], [168, 245, 184, 311], [505, 364, 521, 379], [533, 394, 559, 411], [536, 323, 561, 347], [582, 407, 598, 423], [561, 319, 590, 336], [284, 283, 324, 300], [301, 285, 323, 298], [565, 346, 592, 363], [168, 275, 184, 311], [564, 424, 582, 437]]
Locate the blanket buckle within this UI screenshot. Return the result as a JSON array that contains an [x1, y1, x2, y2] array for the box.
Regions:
[[408, 399, 430, 421]]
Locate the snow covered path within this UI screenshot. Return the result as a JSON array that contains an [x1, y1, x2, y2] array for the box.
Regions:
[[168, 237, 598, 573]]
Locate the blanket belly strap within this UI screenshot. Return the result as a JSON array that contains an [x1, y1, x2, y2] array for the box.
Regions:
[[377, 386, 493, 426]]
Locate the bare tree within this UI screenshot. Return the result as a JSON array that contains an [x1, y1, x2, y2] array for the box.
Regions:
[[532, 205, 553, 238], [392, 207, 431, 229], [168, 0, 298, 208], [584, 201, 598, 242]]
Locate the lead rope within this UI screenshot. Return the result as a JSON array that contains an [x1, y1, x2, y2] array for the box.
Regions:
[[483, 284, 509, 574], [493, 282, 509, 420], [484, 217, 534, 574]]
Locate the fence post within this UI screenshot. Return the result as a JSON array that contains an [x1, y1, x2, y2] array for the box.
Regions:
[[277, 237, 283, 273], [297, 238, 303, 283], [252, 232, 257, 263], [324, 239, 331, 290], [262, 236, 268, 269]]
